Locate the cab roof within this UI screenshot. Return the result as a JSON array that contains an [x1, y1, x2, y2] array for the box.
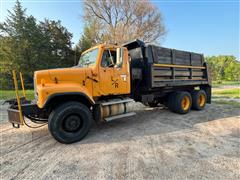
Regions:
[[81, 44, 123, 55]]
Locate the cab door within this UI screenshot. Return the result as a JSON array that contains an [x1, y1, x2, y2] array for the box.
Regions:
[[98, 48, 130, 96], [112, 48, 130, 94], [98, 49, 115, 95]]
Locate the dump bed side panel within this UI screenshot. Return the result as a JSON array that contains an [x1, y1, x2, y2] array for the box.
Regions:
[[150, 45, 209, 88], [152, 46, 203, 66]]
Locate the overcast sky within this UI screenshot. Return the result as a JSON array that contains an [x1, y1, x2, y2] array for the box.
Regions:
[[1, 0, 239, 58]]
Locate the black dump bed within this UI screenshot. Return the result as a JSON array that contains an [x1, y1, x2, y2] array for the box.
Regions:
[[123, 39, 211, 91]]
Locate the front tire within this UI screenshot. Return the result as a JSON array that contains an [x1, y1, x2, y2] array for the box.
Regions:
[[48, 101, 92, 144]]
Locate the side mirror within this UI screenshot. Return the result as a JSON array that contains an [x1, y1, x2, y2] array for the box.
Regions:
[[116, 47, 124, 68]]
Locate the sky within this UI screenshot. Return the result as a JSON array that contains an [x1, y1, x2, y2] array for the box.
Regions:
[[1, 0, 239, 58]]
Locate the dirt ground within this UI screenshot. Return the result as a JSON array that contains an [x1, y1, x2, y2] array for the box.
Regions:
[[0, 102, 239, 180]]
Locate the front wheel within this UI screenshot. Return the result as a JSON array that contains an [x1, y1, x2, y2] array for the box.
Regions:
[[48, 101, 92, 144]]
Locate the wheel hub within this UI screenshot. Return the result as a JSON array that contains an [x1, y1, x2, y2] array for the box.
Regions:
[[63, 115, 82, 132], [198, 94, 206, 107], [181, 96, 190, 111]]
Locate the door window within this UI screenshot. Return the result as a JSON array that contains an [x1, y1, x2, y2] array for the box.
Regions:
[[101, 50, 117, 67]]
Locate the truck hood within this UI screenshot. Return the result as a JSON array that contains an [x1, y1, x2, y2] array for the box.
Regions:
[[48, 67, 88, 82]]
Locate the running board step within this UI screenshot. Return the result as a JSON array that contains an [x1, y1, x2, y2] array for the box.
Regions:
[[104, 112, 136, 122], [101, 98, 134, 106]]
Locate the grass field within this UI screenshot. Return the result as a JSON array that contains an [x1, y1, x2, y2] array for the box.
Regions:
[[212, 81, 239, 87], [212, 100, 240, 108], [212, 88, 240, 98], [0, 90, 34, 100]]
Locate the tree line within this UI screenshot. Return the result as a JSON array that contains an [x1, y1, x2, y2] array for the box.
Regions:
[[205, 56, 240, 82], [0, 1, 238, 90], [0, 1, 75, 89]]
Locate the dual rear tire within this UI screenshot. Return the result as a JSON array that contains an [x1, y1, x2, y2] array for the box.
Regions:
[[191, 90, 207, 110], [168, 90, 206, 114]]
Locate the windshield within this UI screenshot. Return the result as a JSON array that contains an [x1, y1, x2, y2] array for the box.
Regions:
[[78, 48, 99, 67]]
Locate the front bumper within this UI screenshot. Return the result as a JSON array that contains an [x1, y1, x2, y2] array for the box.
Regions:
[[6, 98, 48, 128]]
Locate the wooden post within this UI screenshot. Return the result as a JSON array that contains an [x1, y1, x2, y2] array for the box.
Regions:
[[12, 70, 24, 125], [19, 72, 26, 98]]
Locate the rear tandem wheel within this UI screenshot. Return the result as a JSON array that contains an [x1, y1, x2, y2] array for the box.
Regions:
[[167, 91, 192, 114], [191, 90, 207, 110]]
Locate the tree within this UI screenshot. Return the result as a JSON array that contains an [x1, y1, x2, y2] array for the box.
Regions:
[[83, 0, 165, 44], [0, 0, 75, 89], [206, 55, 240, 82], [0, 0, 26, 37], [39, 19, 74, 68], [78, 19, 101, 54], [0, 0, 32, 88], [0, 36, 15, 89]]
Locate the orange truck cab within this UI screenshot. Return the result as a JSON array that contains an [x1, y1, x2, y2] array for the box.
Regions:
[[34, 44, 130, 109], [7, 39, 211, 143]]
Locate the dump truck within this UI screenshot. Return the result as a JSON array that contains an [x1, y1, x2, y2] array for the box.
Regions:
[[7, 39, 211, 143]]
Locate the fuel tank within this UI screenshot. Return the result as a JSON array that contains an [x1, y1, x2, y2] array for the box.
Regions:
[[94, 98, 136, 122]]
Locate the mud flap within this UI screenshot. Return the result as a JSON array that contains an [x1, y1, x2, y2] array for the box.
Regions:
[[201, 85, 211, 104]]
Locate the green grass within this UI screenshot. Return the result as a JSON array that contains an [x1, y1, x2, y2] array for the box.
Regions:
[[212, 88, 240, 108], [0, 90, 34, 100], [212, 81, 239, 87], [212, 89, 240, 98], [213, 100, 240, 108]]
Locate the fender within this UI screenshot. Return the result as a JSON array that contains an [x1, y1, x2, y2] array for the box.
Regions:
[[42, 92, 95, 109], [36, 84, 95, 108]]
